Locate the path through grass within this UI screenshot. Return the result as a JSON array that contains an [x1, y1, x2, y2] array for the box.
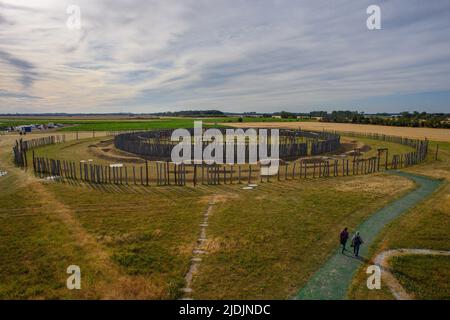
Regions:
[[295, 172, 442, 299]]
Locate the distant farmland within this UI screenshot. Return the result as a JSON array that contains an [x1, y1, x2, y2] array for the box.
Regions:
[[228, 121, 450, 142], [0, 116, 308, 132]]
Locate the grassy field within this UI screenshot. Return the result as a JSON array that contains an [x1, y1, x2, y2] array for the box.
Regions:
[[190, 175, 413, 299], [340, 136, 413, 158], [0, 134, 209, 299], [1, 117, 448, 300], [0, 129, 418, 299], [347, 141, 450, 300], [0, 116, 310, 132], [390, 255, 450, 300]]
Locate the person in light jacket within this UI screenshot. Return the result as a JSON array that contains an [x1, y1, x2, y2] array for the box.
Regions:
[[351, 232, 364, 257]]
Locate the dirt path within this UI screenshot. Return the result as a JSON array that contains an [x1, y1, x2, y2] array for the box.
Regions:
[[295, 171, 442, 300], [373, 248, 450, 300], [180, 196, 217, 300]]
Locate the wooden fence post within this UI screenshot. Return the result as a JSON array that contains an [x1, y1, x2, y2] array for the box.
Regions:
[[193, 164, 197, 186], [145, 160, 149, 186], [238, 165, 241, 184]]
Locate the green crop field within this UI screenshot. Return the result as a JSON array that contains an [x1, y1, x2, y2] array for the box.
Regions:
[[0, 116, 312, 132]]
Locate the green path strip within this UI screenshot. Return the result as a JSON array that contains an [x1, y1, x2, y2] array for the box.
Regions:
[[295, 171, 442, 300]]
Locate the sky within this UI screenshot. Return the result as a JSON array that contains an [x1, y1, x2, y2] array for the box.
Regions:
[[1, 0, 450, 114]]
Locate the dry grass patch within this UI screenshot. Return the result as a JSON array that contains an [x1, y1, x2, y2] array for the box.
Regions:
[[227, 122, 450, 142], [190, 174, 415, 299], [333, 175, 414, 194]]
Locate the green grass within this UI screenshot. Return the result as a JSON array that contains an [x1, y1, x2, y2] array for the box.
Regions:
[[0, 170, 104, 299], [1, 129, 443, 299], [0, 118, 223, 131], [341, 136, 414, 157], [0, 160, 209, 299], [0, 117, 311, 132], [0, 133, 209, 299], [45, 182, 208, 299], [191, 174, 414, 299], [347, 139, 450, 300], [390, 255, 450, 300], [2, 131, 417, 299]]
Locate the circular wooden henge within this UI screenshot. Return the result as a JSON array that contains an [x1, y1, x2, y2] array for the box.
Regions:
[[113, 128, 341, 161]]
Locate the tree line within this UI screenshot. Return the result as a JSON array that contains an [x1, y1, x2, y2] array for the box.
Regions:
[[320, 111, 450, 128]]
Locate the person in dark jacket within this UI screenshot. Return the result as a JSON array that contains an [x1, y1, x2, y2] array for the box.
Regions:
[[351, 232, 364, 257], [339, 227, 349, 253]]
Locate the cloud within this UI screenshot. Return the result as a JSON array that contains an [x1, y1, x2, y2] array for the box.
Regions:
[[0, 50, 38, 88], [0, 0, 450, 113], [0, 89, 40, 99]]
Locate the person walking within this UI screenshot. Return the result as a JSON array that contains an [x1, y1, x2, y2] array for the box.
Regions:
[[351, 232, 364, 257], [339, 227, 349, 253]]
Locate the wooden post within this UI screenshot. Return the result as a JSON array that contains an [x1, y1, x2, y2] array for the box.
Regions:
[[193, 164, 197, 186], [377, 150, 381, 171], [285, 163, 288, 180], [238, 165, 241, 184], [156, 163, 160, 186], [385, 149, 389, 170], [278, 162, 281, 181], [292, 162, 296, 179], [174, 163, 177, 185], [435, 145, 439, 160], [304, 162, 307, 178], [112, 167, 117, 184], [230, 165, 233, 184], [166, 161, 170, 185], [32, 150, 36, 174], [318, 161, 321, 177], [202, 163, 205, 184], [223, 166, 227, 184], [145, 160, 149, 186]]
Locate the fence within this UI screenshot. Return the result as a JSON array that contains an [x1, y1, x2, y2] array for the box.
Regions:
[[14, 130, 431, 187], [114, 128, 341, 161], [30, 143, 428, 187], [12, 135, 65, 167], [326, 130, 427, 149]]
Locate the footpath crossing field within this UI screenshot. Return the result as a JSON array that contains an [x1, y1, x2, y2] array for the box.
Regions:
[[295, 172, 442, 299]]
